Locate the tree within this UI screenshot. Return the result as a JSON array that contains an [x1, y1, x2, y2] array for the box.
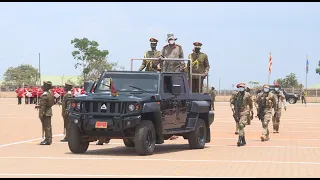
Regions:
[[3, 64, 39, 86], [316, 60, 320, 75], [71, 37, 124, 83], [248, 81, 260, 88], [274, 73, 301, 88]]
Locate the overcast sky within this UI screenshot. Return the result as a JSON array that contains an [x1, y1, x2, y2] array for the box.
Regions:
[[0, 2, 319, 89]]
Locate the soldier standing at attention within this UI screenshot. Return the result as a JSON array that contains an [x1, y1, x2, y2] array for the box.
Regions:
[[185, 42, 210, 93], [272, 83, 287, 133], [160, 33, 185, 72], [255, 84, 277, 142], [301, 91, 306, 104], [15, 86, 24, 105], [139, 38, 162, 72], [230, 83, 253, 147], [36, 81, 54, 145], [209, 87, 217, 111], [60, 83, 73, 142]]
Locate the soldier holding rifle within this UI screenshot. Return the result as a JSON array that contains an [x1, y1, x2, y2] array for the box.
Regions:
[[230, 82, 253, 147]]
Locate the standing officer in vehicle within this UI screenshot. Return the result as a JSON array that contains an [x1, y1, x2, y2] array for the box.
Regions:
[[139, 38, 162, 72], [35, 81, 54, 145], [160, 33, 185, 72], [230, 82, 253, 147], [255, 84, 277, 142], [272, 83, 287, 133], [185, 42, 210, 93]]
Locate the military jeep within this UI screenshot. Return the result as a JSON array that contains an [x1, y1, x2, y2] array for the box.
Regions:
[[67, 58, 214, 156]]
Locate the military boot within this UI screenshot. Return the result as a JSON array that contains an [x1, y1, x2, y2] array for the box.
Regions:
[[60, 137, 68, 142], [96, 140, 104, 145], [242, 136, 246, 145], [237, 136, 243, 147], [40, 139, 52, 145]]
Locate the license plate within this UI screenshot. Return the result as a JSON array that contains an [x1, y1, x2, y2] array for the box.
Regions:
[[95, 121, 107, 128]]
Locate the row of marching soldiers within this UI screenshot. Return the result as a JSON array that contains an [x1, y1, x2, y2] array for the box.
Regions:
[[15, 85, 85, 105], [230, 83, 287, 147]]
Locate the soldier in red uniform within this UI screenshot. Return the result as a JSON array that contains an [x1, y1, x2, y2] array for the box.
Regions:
[[15, 86, 24, 105], [37, 86, 44, 100], [60, 86, 65, 101], [32, 86, 38, 104], [80, 86, 85, 94], [24, 85, 31, 104]]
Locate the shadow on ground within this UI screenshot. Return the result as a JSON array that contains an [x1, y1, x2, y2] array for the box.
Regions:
[[65, 144, 210, 156]]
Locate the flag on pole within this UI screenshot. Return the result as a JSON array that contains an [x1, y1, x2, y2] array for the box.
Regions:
[[306, 55, 309, 74], [268, 52, 272, 74]]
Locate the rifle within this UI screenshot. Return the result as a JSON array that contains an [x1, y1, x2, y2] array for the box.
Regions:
[[257, 96, 266, 121], [232, 94, 240, 123]]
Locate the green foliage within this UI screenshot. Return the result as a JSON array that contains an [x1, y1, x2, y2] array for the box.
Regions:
[[316, 60, 320, 75], [248, 81, 260, 88], [3, 64, 39, 86], [274, 73, 301, 88], [71, 37, 124, 83]]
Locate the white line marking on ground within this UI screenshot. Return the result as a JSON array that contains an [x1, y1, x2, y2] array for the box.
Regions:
[[1, 156, 320, 165], [0, 134, 64, 148], [0, 173, 253, 178], [21, 142, 320, 149]]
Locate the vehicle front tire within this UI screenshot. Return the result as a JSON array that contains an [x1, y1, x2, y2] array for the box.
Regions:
[[288, 98, 296, 104], [68, 123, 89, 154], [188, 118, 207, 149], [123, 138, 135, 147], [134, 120, 156, 156]]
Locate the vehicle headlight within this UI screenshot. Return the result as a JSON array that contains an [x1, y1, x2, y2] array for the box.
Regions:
[[128, 104, 135, 112]]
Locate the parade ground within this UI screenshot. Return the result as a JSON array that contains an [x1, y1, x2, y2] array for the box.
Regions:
[[1, 98, 320, 178]]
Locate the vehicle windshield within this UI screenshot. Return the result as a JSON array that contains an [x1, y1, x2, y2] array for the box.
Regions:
[[96, 73, 159, 93]]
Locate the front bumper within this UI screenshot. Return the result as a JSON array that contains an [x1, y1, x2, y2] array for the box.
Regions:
[[69, 113, 141, 137]]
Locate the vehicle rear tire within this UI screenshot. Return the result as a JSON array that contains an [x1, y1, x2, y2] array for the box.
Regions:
[[134, 120, 156, 155], [123, 138, 135, 147], [288, 98, 296, 104], [68, 123, 89, 154], [188, 118, 207, 149]]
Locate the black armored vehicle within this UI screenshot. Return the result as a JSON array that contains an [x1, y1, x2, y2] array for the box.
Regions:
[[67, 58, 214, 156]]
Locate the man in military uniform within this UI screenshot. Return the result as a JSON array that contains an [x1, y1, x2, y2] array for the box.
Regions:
[[35, 81, 54, 145], [160, 34, 185, 72], [60, 82, 73, 142], [272, 83, 287, 133], [230, 83, 253, 146], [209, 87, 217, 111], [255, 84, 277, 142], [230, 84, 240, 135], [245, 87, 253, 125], [185, 42, 210, 93], [139, 38, 162, 72]]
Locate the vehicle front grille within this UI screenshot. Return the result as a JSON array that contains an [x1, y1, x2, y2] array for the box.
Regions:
[[83, 101, 123, 114]]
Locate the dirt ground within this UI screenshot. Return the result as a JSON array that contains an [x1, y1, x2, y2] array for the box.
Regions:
[[1, 91, 319, 103], [0, 98, 320, 178]]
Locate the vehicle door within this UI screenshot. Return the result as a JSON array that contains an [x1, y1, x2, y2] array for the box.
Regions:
[[160, 75, 181, 130], [172, 74, 188, 128]]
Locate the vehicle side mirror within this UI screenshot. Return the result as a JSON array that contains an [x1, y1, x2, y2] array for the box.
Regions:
[[172, 84, 181, 96]]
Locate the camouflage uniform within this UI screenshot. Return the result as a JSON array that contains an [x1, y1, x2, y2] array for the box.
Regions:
[[160, 34, 185, 72], [230, 83, 253, 146], [38, 81, 54, 145], [209, 87, 217, 111], [60, 83, 73, 142], [255, 84, 277, 141], [272, 86, 286, 133], [245, 87, 253, 125], [186, 42, 210, 93], [139, 38, 162, 72], [230, 84, 240, 134]]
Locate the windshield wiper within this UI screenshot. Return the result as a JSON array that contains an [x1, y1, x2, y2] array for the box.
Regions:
[[128, 85, 148, 93]]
